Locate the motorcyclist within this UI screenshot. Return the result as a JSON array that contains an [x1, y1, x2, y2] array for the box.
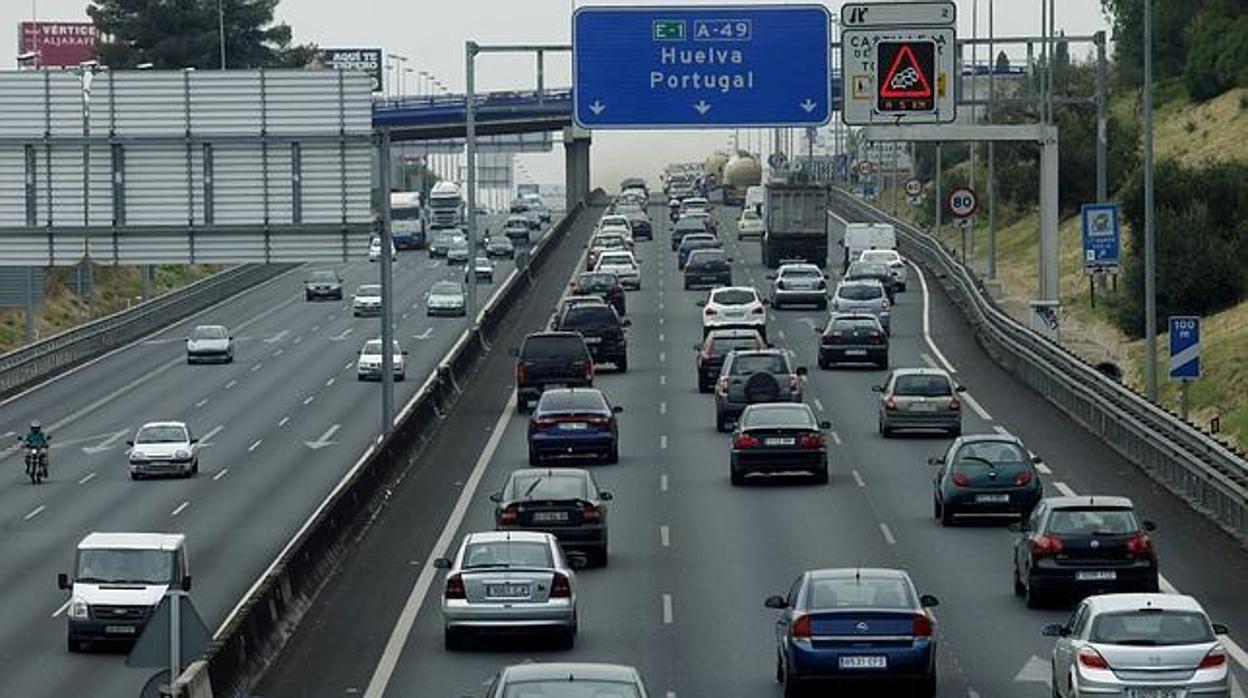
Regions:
[[668, 198, 680, 223], [21, 420, 50, 479]]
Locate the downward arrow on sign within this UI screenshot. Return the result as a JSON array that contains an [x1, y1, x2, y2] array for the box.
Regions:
[[589, 100, 606, 115], [693, 100, 712, 115], [800, 98, 817, 113], [304, 424, 341, 450]]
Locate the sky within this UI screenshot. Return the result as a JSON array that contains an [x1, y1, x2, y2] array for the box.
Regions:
[[3, 0, 1110, 189]]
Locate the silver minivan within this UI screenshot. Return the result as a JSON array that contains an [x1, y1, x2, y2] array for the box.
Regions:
[[831, 280, 891, 333]]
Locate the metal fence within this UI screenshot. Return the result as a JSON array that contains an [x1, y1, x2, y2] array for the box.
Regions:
[[828, 189, 1248, 544]]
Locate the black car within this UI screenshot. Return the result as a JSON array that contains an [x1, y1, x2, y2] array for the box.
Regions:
[[671, 215, 711, 250], [677, 234, 723, 269], [528, 388, 623, 465], [512, 332, 595, 413], [304, 270, 343, 301], [1011, 495, 1159, 608], [846, 261, 898, 302], [714, 350, 807, 432], [730, 403, 831, 485], [694, 328, 766, 393], [570, 271, 627, 316], [931, 434, 1044, 525], [683, 249, 733, 290], [817, 313, 889, 369], [492, 467, 613, 566], [625, 213, 653, 241], [551, 301, 630, 372]]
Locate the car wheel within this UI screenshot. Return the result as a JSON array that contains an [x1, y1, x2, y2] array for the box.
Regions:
[[940, 502, 955, 527], [1024, 575, 1044, 609], [948, 425, 962, 437], [917, 670, 937, 698], [811, 467, 829, 485], [67, 637, 83, 653], [715, 411, 729, 433], [933, 497, 943, 520], [775, 652, 784, 683], [443, 627, 463, 652], [697, 376, 710, 393], [606, 444, 619, 464], [878, 359, 889, 370], [396, 373, 406, 382], [616, 355, 628, 373], [782, 667, 803, 698], [730, 468, 745, 486], [305, 293, 313, 301], [130, 472, 141, 481], [683, 280, 690, 290], [817, 300, 828, 311], [593, 546, 609, 568], [878, 418, 892, 438], [528, 448, 541, 466], [555, 625, 576, 650], [817, 356, 830, 370], [1013, 564, 1026, 597], [191, 460, 199, 476]]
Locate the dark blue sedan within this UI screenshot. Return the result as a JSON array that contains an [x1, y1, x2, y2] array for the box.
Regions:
[[528, 388, 622, 465], [765, 568, 939, 697]]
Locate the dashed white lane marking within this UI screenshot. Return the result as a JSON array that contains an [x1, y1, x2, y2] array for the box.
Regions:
[[813, 398, 825, 412], [659, 350, 666, 364], [910, 261, 957, 374], [312, 325, 321, 332], [225, 379, 238, 389], [659, 332, 665, 343], [879, 523, 896, 545], [195, 398, 209, 408], [1054, 481, 1078, 497], [251, 363, 263, 373], [344, 361, 354, 370], [992, 425, 1010, 435], [961, 392, 993, 421], [921, 353, 938, 368], [213, 468, 229, 481], [24, 504, 46, 521], [278, 416, 290, 427], [326, 377, 336, 387], [170, 501, 189, 517], [968, 690, 981, 698], [78, 472, 96, 485], [778, 329, 786, 340], [659, 375, 667, 386], [51, 600, 71, 618], [303, 395, 315, 405], [1036, 462, 1053, 475], [662, 594, 674, 624], [293, 336, 304, 344], [660, 474, 669, 492], [666, 692, 677, 698], [659, 317, 664, 326], [660, 402, 667, 415], [200, 425, 225, 445], [660, 525, 671, 547], [852, 470, 866, 488], [660, 435, 668, 450], [830, 431, 843, 446], [274, 349, 284, 357], [248, 439, 263, 452]]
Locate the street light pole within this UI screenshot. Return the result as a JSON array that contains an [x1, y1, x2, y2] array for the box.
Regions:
[[1143, 0, 1158, 400], [218, 0, 226, 69]]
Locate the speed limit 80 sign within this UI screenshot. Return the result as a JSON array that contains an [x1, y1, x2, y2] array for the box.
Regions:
[[947, 187, 977, 218]]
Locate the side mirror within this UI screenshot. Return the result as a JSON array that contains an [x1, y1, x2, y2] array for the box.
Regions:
[[622, 318, 632, 327], [508, 348, 520, 357], [599, 491, 613, 501], [229, 336, 234, 341], [402, 350, 410, 355], [813, 326, 822, 334], [763, 595, 788, 609], [1212, 623, 1229, 635], [761, 298, 770, 306], [693, 343, 704, 351], [566, 552, 590, 570], [489, 493, 503, 503], [181, 575, 193, 592], [818, 420, 832, 430], [612, 405, 624, 414], [955, 385, 967, 393], [1041, 623, 1068, 637], [695, 300, 706, 307], [190, 438, 199, 444], [1007, 522, 1025, 533], [919, 594, 940, 608], [433, 558, 452, 570], [765, 274, 776, 280], [1142, 520, 1157, 532], [126, 440, 135, 446], [927, 457, 944, 466], [1032, 455, 1044, 464], [57, 573, 70, 590], [795, 366, 808, 376], [870, 385, 883, 392]]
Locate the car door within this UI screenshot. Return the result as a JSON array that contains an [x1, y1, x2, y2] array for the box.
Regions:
[[776, 574, 804, 648], [1054, 602, 1090, 695], [1017, 503, 1047, 577]]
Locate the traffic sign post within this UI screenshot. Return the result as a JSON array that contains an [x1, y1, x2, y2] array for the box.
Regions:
[[1168, 315, 1201, 420], [840, 2, 955, 126], [907, 193, 923, 206], [573, 5, 832, 128]]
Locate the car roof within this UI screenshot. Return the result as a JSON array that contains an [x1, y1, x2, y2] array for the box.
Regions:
[[79, 532, 185, 551], [711, 286, 758, 295], [1042, 495, 1136, 509], [728, 349, 787, 359], [807, 567, 911, 582], [138, 420, 188, 429], [463, 530, 553, 545], [778, 264, 821, 272], [192, 324, 228, 331], [526, 331, 584, 340], [839, 278, 884, 288], [501, 662, 641, 683], [1082, 593, 1205, 614], [951, 433, 1024, 447], [508, 467, 591, 480]]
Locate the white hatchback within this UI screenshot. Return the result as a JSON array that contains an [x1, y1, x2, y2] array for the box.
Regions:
[[368, 236, 396, 262], [595, 250, 642, 290], [128, 421, 198, 479], [357, 338, 407, 381], [700, 286, 767, 339]]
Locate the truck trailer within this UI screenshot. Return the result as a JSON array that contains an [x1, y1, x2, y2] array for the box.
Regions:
[[760, 184, 830, 269]]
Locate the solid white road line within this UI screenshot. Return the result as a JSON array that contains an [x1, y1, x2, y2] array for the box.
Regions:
[[961, 392, 993, 421], [1054, 481, 1078, 497], [660, 474, 669, 492], [921, 353, 938, 368], [992, 425, 1011, 435], [170, 501, 189, 517], [51, 600, 71, 618], [910, 261, 957, 374], [660, 525, 671, 548], [78, 472, 96, 485], [662, 594, 674, 624], [363, 392, 517, 698], [1036, 463, 1053, 475], [852, 470, 866, 488], [213, 468, 229, 481], [199, 425, 225, 445], [24, 504, 46, 521], [879, 523, 896, 545], [225, 379, 237, 389]]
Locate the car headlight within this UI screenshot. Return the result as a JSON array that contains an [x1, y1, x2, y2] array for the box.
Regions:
[[174, 449, 191, 460], [130, 451, 147, 463], [68, 598, 90, 620]]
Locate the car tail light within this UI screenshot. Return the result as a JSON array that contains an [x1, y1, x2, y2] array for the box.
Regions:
[[1014, 471, 1034, 486], [951, 472, 971, 487], [798, 432, 825, 448], [733, 433, 761, 449], [582, 503, 604, 522], [791, 614, 812, 639], [586, 416, 610, 427], [825, 330, 843, 344], [866, 330, 884, 344], [1199, 646, 1227, 669], [705, 307, 718, 317], [948, 398, 961, 411], [582, 361, 595, 382], [884, 396, 898, 411], [912, 614, 934, 637], [716, 376, 729, 396], [515, 361, 528, 384], [1077, 646, 1110, 670], [498, 505, 519, 525], [1031, 533, 1064, 557], [550, 572, 572, 598], [752, 306, 765, 315], [1126, 532, 1154, 557], [534, 417, 557, 430], [444, 574, 466, 600]]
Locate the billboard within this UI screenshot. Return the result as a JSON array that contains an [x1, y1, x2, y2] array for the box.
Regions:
[[18, 21, 99, 68], [317, 48, 384, 93]]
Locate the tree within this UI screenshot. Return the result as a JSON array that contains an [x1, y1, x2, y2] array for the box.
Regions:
[[995, 50, 1011, 74], [87, 0, 316, 70]]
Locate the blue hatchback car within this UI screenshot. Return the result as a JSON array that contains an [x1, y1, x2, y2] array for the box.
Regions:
[[765, 568, 940, 697], [528, 388, 623, 465]]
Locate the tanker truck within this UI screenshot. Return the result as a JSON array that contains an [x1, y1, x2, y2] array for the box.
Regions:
[[722, 154, 763, 206]]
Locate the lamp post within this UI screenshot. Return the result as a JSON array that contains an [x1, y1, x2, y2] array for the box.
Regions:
[[217, 0, 226, 69]]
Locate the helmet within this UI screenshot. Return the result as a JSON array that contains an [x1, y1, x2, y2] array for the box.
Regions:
[[30, 420, 41, 432]]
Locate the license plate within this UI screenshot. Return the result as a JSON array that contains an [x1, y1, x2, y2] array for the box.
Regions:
[[584, 337, 602, 344], [487, 584, 530, 598], [725, 311, 745, 318], [105, 625, 137, 635], [1127, 690, 1180, 698], [976, 494, 1010, 503], [559, 422, 588, 430], [910, 402, 938, 412], [845, 349, 867, 356], [839, 655, 887, 670], [1076, 570, 1117, 581], [765, 437, 796, 446], [531, 511, 569, 523]]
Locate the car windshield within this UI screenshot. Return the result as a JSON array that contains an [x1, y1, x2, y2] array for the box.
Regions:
[[431, 282, 461, 296], [362, 340, 401, 355], [357, 285, 381, 296], [742, 404, 815, 429], [136, 425, 188, 443], [953, 441, 1027, 464], [191, 326, 226, 340], [711, 289, 756, 305], [781, 268, 821, 279], [308, 271, 337, 282], [391, 207, 421, 221], [892, 374, 953, 397], [838, 285, 883, 301], [730, 354, 788, 375], [1090, 611, 1214, 646], [809, 576, 915, 610], [507, 473, 589, 501], [576, 273, 617, 291], [1047, 508, 1140, 536], [462, 541, 553, 569], [503, 681, 642, 698], [539, 389, 609, 413], [562, 306, 616, 329], [592, 237, 627, 249], [741, 210, 760, 220], [688, 250, 725, 265], [522, 336, 588, 359], [76, 549, 175, 585]]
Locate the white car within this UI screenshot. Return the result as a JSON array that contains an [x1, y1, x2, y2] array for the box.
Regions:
[[185, 324, 233, 363], [737, 209, 765, 241], [369, 236, 396, 262], [594, 250, 641, 290], [357, 338, 407, 381], [128, 421, 198, 479], [700, 286, 767, 338], [858, 248, 908, 291], [597, 214, 633, 234], [352, 284, 382, 317]]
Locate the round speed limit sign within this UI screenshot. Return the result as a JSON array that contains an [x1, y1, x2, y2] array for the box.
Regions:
[[947, 187, 978, 218], [904, 178, 922, 196]]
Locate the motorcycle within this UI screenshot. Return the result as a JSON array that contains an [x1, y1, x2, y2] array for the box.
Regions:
[[23, 444, 48, 485], [669, 208, 680, 224]]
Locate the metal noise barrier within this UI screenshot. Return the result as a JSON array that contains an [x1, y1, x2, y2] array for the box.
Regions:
[[826, 189, 1248, 544], [0, 264, 296, 397], [176, 200, 589, 698]]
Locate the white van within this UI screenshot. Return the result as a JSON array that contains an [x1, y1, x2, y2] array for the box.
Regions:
[[58, 532, 190, 651], [744, 185, 765, 216], [841, 222, 896, 271]]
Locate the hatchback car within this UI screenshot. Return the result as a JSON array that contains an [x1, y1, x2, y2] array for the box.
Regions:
[[484, 663, 650, 698], [528, 388, 623, 465], [1012, 496, 1160, 608], [846, 260, 898, 302], [769, 263, 828, 310], [128, 421, 198, 479], [446, 239, 470, 265], [818, 314, 888, 369], [467, 256, 494, 283], [551, 300, 630, 372], [587, 233, 633, 271], [304, 269, 343, 300], [1044, 593, 1230, 698], [356, 338, 407, 381], [766, 568, 940, 697], [570, 271, 626, 316], [737, 208, 765, 240], [931, 434, 1044, 525], [683, 249, 733, 290], [714, 349, 806, 432], [426, 281, 466, 317], [624, 211, 653, 241], [429, 230, 464, 258], [831, 280, 891, 333], [492, 468, 612, 567], [694, 328, 768, 393], [875, 368, 964, 437], [485, 235, 515, 259], [504, 215, 532, 242], [677, 233, 722, 269], [185, 325, 233, 364], [731, 403, 831, 485], [368, 236, 396, 262], [701, 286, 767, 339], [513, 332, 595, 412], [595, 251, 641, 290], [671, 214, 712, 250], [859, 249, 909, 291], [352, 284, 382, 317], [434, 531, 577, 650]]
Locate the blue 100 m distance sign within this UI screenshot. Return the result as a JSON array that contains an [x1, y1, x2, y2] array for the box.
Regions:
[[573, 5, 832, 129]]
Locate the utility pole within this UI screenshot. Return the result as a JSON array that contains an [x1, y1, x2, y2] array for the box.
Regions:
[[466, 42, 479, 323], [987, 0, 997, 279], [218, 0, 226, 69], [1143, 0, 1158, 400]]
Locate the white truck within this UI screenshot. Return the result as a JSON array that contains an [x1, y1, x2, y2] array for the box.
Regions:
[[428, 181, 464, 229], [389, 191, 427, 249], [840, 222, 897, 272], [744, 185, 765, 216]]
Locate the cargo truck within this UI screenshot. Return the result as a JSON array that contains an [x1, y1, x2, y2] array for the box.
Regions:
[[428, 181, 464, 229], [760, 184, 830, 269], [389, 191, 427, 249]]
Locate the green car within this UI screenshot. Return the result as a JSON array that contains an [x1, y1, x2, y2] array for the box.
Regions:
[[931, 434, 1044, 526]]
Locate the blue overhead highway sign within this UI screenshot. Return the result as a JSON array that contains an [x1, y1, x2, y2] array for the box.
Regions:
[[1168, 316, 1201, 381], [1080, 202, 1121, 272], [572, 5, 832, 129]]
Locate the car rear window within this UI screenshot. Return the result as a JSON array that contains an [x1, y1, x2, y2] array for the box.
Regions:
[[893, 374, 952, 396], [508, 473, 589, 501], [598, 253, 634, 266], [809, 577, 914, 609], [462, 541, 553, 569], [781, 268, 821, 278], [576, 273, 617, 290], [357, 285, 381, 296], [539, 389, 608, 413], [741, 404, 815, 429], [522, 336, 589, 360], [953, 441, 1027, 464], [838, 285, 883, 301], [730, 354, 788, 375], [711, 289, 756, 305], [1047, 508, 1139, 536], [711, 336, 762, 355], [829, 317, 880, 331], [1089, 611, 1214, 646], [688, 250, 726, 265], [849, 262, 890, 277], [561, 306, 617, 328], [503, 682, 641, 698]]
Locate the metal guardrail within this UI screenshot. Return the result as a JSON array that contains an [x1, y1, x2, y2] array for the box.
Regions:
[[173, 199, 591, 698], [827, 189, 1248, 544], [0, 264, 296, 397]]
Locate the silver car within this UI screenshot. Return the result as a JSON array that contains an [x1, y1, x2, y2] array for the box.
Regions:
[[1045, 593, 1230, 698], [352, 284, 381, 317], [185, 325, 233, 363], [447, 239, 470, 265], [434, 531, 578, 650], [831, 280, 891, 333], [875, 368, 965, 437], [426, 281, 466, 317], [128, 421, 198, 479], [859, 248, 909, 291], [769, 263, 828, 310], [485, 663, 650, 697]]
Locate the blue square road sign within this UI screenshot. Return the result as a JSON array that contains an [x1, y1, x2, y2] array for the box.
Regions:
[[1080, 202, 1121, 271], [1168, 316, 1201, 381]]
